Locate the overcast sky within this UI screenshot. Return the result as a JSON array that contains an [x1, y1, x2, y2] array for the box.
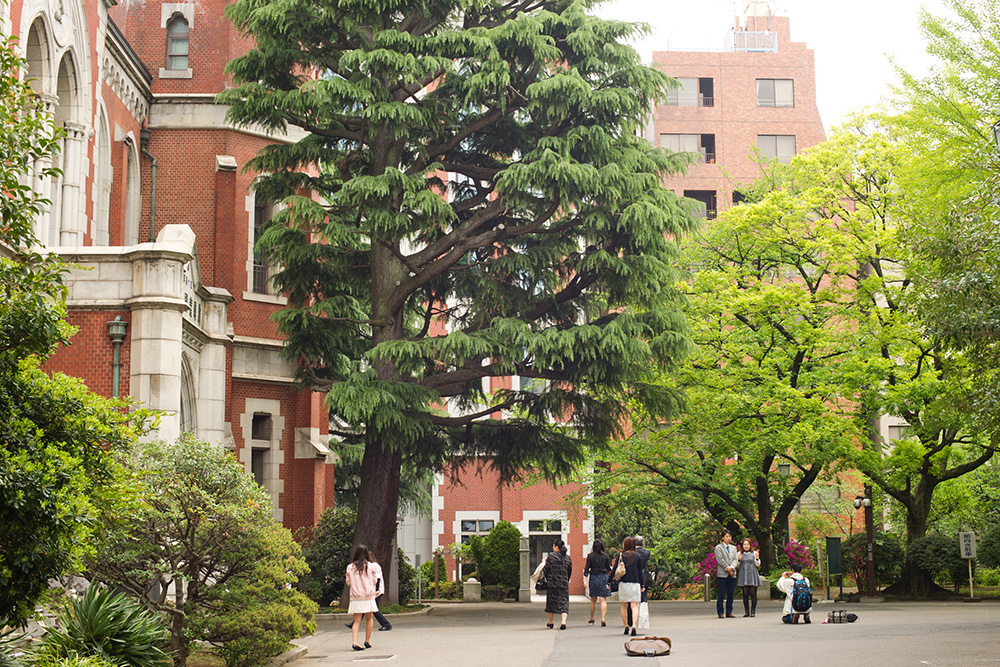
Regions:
[[596, 0, 947, 131]]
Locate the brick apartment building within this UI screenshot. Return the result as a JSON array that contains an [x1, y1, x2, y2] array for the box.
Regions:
[[648, 3, 826, 220]]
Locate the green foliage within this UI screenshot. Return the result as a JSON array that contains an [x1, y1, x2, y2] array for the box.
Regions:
[[220, 0, 697, 568], [190, 571, 316, 667], [34, 586, 170, 667], [29, 657, 118, 667], [0, 362, 146, 629], [907, 534, 968, 587], [467, 521, 521, 589], [298, 507, 357, 605], [976, 567, 1000, 586], [2, 14, 147, 629], [396, 548, 416, 604], [89, 436, 314, 667], [418, 552, 448, 590], [976, 524, 1000, 569], [843, 532, 905, 589]]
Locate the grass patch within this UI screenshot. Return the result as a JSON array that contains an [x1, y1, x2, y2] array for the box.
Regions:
[[187, 649, 225, 667]]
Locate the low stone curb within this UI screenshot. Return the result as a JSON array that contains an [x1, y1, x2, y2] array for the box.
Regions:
[[314, 606, 433, 624], [265, 641, 307, 667]]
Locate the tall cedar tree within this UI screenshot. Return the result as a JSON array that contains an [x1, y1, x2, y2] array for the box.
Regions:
[[220, 0, 695, 575]]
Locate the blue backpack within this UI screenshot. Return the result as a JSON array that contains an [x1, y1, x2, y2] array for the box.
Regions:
[[791, 578, 812, 612]]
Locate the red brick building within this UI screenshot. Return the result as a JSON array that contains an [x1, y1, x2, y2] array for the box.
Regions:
[[648, 4, 827, 219], [3, 0, 333, 533]]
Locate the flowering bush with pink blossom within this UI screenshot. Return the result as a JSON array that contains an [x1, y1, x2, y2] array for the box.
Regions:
[[694, 552, 717, 583], [782, 540, 814, 570]]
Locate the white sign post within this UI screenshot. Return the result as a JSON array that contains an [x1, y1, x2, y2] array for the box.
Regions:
[[960, 532, 977, 600]]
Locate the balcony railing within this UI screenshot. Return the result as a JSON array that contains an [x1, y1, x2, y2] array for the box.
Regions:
[[730, 30, 778, 53]]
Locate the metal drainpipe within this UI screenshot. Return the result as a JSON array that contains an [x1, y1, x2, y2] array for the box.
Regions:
[[140, 128, 157, 243]]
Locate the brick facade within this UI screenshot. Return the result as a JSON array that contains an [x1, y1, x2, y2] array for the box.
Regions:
[[8, 0, 332, 533], [651, 12, 827, 216]]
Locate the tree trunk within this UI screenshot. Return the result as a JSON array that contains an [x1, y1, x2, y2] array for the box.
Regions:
[[902, 479, 934, 596], [352, 434, 404, 593], [170, 612, 188, 667]]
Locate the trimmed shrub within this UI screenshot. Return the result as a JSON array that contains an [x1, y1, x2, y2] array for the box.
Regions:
[[467, 521, 521, 590], [907, 533, 968, 588], [35, 586, 170, 667], [397, 548, 416, 603], [481, 584, 515, 601], [298, 507, 358, 605], [419, 552, 448, 592], [978, 524, 1000, 569]]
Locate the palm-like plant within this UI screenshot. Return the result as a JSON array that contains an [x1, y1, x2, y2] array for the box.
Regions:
[[35, 586, 171, 667]]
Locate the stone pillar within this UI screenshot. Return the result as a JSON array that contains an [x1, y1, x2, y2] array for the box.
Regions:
[[519, 536, 531, 602], [196, 287, 233, 444], [463, 577, 481, 603], [126, 226, 196, 442], [59, 121, 87, 246], [31, 94, 58, 244]]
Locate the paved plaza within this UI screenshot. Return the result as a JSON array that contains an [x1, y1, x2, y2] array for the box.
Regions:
[[298, 599, 1000, 666]]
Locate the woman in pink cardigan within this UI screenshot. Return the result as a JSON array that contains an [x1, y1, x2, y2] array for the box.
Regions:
[[345, 545, 379, 651]]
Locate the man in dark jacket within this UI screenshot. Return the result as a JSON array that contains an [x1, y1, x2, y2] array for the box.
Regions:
[[627, 535, 652, 626]]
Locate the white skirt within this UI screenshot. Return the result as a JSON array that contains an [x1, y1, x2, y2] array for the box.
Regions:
[[618, 582, 642, 603], [349, 599, 378, 614]]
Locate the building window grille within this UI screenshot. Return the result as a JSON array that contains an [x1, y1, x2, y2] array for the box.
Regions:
[[758, 134, 796, 163], [460, 519, 495, 544], [666, 77, 714, 107], [756, 78, 794, 107], [166, 15, 189, 70], [252, 194, 273, 294]]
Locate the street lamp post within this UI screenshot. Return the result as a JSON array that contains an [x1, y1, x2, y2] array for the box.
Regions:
[[853, 491, 876, 597]]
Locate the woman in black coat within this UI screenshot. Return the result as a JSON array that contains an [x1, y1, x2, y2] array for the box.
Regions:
[[543, 538, 572, 629]]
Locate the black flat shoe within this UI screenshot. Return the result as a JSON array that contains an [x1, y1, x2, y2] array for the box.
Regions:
[[352, 645, 364, 651], [546, 622, 554, 629], [588, 618, 594, 624], [379, 625, 392, 631], [345, 623, 353, 629], [601, 620, 606, 627], [364, 641, 371, 648], [743, 612, 750, 617], [559, 624, 566, 630]]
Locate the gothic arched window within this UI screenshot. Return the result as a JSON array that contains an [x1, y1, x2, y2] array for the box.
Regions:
[[166, 15, 189, 70]]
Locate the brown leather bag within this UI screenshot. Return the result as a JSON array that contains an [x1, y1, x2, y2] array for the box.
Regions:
[[624, 636, 671, 657]]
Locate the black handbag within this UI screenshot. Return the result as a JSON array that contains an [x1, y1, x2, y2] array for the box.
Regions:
[[535, 576, 548, 591]]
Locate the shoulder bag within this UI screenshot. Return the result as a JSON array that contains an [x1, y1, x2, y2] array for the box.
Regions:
[[612, 554, 627, 581], [624, 636, 671, 657]]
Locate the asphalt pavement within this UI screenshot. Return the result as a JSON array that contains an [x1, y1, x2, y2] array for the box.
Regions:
[[297, 598, 1000, 666]]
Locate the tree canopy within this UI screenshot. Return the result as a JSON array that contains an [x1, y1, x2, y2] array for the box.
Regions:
[[221, 0, 697, 569]]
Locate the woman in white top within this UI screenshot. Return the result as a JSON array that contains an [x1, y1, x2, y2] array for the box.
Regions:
[[345, 544, 379, 651]]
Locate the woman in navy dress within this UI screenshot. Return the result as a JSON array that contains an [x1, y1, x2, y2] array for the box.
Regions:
[[583, 539, 611, 626]]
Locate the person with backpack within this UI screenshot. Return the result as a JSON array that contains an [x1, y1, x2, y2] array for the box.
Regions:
[[777, 563, 813, 624]]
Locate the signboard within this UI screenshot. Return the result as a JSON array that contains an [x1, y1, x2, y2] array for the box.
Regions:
[[826, 537, 842, 576], [960, 532, 977, 559]]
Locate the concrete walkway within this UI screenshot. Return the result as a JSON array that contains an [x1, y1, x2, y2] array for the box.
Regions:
[[298, 599, 1000, 665]]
